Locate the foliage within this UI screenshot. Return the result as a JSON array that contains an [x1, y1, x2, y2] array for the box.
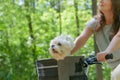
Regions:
[[0, 0, 111, 80]]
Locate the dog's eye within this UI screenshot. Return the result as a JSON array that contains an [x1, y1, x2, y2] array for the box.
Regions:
[[58, 43, 62, 46]]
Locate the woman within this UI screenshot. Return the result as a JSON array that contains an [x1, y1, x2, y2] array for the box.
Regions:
[[71, 0, 120, 80]]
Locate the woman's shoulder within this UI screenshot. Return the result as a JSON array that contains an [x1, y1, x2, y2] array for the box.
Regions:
[[85, 17, 98, 31], [86, 18, 97, 25]]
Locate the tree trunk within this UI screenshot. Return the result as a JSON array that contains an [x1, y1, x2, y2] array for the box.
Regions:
[[92, 0, 97, 16], [25, 0, 37, 62], [92, 0, 103, 80], [74, 0, 80, 36], [58, 0, 62, 35]]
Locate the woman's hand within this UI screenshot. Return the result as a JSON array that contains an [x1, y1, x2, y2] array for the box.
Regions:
[[96, 51, 108, 62]]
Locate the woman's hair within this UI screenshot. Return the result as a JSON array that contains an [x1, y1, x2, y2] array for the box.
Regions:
[[95, 0, 120, 40]]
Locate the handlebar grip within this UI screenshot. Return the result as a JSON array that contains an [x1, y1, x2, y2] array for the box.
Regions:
[[105, 54, 113, 60]]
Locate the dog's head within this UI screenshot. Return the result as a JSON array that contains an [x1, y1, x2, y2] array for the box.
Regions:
[[49, 35, 74, 60]]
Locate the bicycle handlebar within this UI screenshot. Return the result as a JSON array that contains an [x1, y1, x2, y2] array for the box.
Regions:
[[105, 54, 113, 59], [84, 53, 113, 66], [75, 53, 113, 72]]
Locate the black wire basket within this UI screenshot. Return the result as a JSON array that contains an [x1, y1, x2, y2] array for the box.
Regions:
[[36, 56, 88, 80]]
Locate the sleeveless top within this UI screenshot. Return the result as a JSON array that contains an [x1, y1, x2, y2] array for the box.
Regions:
[[85, 18, 120, 70]]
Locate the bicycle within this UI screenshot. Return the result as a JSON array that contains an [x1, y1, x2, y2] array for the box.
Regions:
[[74, 53, 113, 80]]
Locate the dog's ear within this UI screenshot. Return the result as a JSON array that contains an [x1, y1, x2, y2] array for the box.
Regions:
[[65, 35, 73, 41], [64, 41, 74, 50], [69, 43, 75, 50], [62, 35, 74, 50]]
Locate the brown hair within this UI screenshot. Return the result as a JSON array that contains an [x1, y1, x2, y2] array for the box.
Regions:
[[95, 0, 120, 40]]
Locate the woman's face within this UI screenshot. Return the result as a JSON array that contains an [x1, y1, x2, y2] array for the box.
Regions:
[[97, 0, 112, 12]]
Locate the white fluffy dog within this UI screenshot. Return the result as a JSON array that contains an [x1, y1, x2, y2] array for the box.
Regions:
[[49, 35, 74, 60]]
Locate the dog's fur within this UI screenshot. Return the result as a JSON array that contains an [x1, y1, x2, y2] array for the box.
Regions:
[[49, 35, 74, 60]]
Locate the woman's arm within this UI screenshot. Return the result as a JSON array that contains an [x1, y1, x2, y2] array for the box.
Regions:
[[105, 29, 120, 53], [97, 29, 120, 62], [71, 27, 93, 54]]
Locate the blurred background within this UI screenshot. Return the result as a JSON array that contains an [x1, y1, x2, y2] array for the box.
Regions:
[[0, 0, 111, 80]]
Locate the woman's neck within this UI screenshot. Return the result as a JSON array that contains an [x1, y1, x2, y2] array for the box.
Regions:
[[103, 11, 113, 25]]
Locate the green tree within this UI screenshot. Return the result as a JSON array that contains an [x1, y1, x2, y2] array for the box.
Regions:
[[0, 0, 111, 80]]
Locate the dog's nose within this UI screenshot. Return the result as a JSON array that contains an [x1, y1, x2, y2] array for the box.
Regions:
[[51, 45, 55, 48]]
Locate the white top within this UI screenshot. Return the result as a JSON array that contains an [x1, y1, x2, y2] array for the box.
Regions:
[[86, 18, 120, 69]]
